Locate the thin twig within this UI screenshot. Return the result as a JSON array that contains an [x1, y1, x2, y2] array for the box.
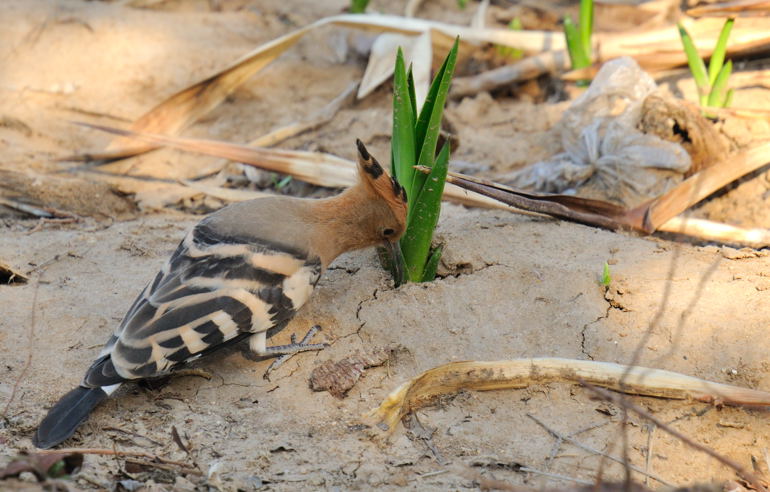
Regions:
[[644, 424, 656, 487], [545, 421, 608, 471], [35, 448, 199, 471], [415, 469, 449, 479], [103, 426, 163, 447], [452, 464, 522, 491], [1, 274, 41, 418], [124, 458, 203, 476], [171, 426, 189, 454], [526, 413, 674, 487], [520, 466, 594, 486], [0, 196, 77, 223], [171, 425, 201, 472], [584, 385, 768, 492]]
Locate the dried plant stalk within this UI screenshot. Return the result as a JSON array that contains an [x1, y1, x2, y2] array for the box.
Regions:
[[99, 14, 567, 159], [367, 358, 770, 432], [77, 122, 507, 209], [658, 216, 770, 248]]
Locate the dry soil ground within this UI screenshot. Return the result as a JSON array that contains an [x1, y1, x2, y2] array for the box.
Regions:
[[1, 0, 770, 491]]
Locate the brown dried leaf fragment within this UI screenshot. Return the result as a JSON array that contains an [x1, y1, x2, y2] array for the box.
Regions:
[[0, 451, 83, 481], [367, 358, 770, 433], [639, 94, 729, 176], [310, 348, 392, 399], [0, 261, 27, 285]]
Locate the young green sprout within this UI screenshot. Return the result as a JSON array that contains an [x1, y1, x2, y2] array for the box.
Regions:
[[678, 18, 735, 111], [563, 0, 593, 86], [601, 261, 611, 287], [349, 0, 369, 14], [388, 38, 459, 285], [497, 18, 524, 61]]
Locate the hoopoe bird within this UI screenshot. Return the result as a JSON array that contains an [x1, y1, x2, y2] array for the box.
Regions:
[[33, 140, 407, 449]]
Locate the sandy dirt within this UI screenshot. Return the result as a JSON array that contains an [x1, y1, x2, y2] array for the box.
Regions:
[[1, 0, 770, 490]]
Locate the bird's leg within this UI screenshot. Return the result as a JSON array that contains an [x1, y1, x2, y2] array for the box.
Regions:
[[249, 325, 328, 380]]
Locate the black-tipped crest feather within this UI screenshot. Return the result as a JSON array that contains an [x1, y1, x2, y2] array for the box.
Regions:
[[355, 139, 384, 178], [355, 138, 369, 160]]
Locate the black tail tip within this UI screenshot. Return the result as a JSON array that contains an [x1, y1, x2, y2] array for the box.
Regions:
[[33, 386, 109, 449], [356, 138, 370, 160]]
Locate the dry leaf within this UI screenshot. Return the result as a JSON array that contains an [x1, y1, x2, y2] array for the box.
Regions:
[[357, 32, 432, 108], [77, 122, 507, 209], [179, 180, 268, 202], [0, 451, 83, 481], [309, 348, 392, 398], [0, 261, 27, 285], [367, 358, 770, 432], [99, 13, 565, 159], [439, 140, 770, 247]]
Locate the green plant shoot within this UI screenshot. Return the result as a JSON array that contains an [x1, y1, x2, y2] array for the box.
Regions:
[[601, 261, 611, 287], [496, 18, 524, 60], [563, 0, 593, 86], [349, 0, 369, 14], [678, 18, 735, 109], [389, 38, 459, 284]]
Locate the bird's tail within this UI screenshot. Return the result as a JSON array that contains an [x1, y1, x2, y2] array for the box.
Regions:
[[33, 385, 111, 449]]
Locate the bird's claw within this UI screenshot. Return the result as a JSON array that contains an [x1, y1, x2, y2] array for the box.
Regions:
[[263, 325, 327, 380]]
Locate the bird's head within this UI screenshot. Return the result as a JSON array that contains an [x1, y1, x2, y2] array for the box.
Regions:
[[353, 139, 407, 241], [350, 139, 408, 278], [306, 140, 408, 274]]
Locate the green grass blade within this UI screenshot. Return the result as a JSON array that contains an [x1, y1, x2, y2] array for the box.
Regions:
[[421, 244, 444, 282], [391, 48, 416, 199], [497, 18, 524, 59], [579, 0, 593, 61], [678, 23, 709, 91], [708, 59, 732, 107], [563, 16, 581, 69], [564, 17, 590, 70], [411, 38, 458, 203], [406, 65, 417, 126], [708, 18, 734, 86], [349, 0, 369, 13], [601, 261, 611, 287], [401, 143, 450, 282], [723, 87, 734, 108]]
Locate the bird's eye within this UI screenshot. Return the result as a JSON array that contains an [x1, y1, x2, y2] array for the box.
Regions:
[[382, 228, 395, 237]]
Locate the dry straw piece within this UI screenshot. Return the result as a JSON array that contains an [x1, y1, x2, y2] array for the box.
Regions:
[[366, 358, 770, 433]]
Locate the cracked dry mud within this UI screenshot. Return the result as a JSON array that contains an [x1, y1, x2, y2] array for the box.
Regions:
[[2, 204, 770, 489]]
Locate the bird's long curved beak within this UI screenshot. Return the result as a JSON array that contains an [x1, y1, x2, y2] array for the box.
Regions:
[[385, 239, 404, 286]]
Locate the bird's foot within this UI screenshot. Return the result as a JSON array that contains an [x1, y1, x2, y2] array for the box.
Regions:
[[263, 325, 327, 380], [139, 368, 214, 390]]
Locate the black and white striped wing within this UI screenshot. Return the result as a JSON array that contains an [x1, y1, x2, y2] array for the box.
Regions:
[[83, 223, 322, 386]]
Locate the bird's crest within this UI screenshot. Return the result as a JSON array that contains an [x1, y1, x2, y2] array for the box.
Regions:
[[355, 139, 408, 228]]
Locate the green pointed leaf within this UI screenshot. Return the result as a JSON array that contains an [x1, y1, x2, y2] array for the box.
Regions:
[[678, 23, 709, 92], [708, 18, 734, 86], [349, 0, 369, 13], [421, 244, 444, 282], [579, 0, 593, 61], [411, 38, 459, 201], [723, 87, 734, 108], [601, 261, 611, 287], [707, 59, 732, 108], [406, 65, 417, 125], [564, 16, 579, 67], [391, 48, 416, 199], [401, 143, 450, 282]]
